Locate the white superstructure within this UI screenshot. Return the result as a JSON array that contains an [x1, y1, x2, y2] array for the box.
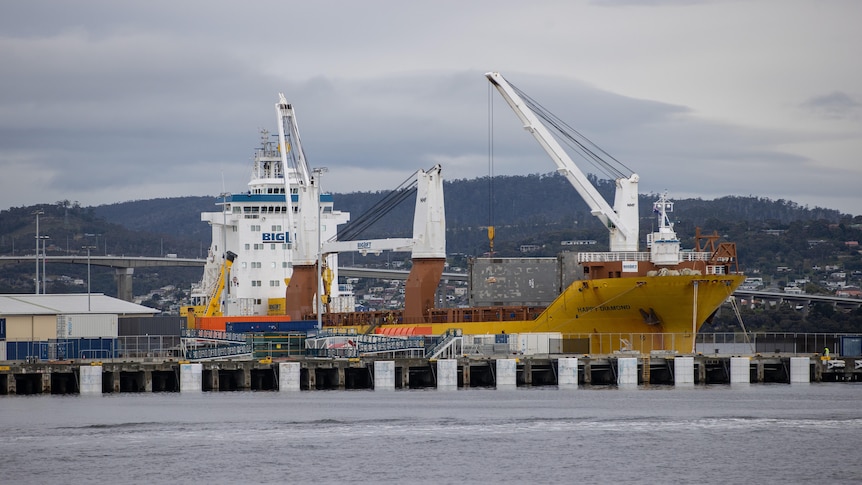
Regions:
[[192, 123, 349, 316]]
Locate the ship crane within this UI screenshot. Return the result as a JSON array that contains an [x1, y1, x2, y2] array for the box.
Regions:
[[485, 72, 640, 253], [204, 251, 237, 317], [276, 94, 446, 323], [276, 94, 329, 322], [321, 165, 446, 323]]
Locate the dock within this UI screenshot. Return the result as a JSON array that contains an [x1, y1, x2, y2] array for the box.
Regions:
[[1, 354, 860, 395]]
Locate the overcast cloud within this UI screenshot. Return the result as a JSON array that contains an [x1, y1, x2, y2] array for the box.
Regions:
[[1, 0, 860, 215]]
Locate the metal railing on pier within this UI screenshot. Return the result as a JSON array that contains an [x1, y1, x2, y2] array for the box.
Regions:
[[4, 332, 858, 362]]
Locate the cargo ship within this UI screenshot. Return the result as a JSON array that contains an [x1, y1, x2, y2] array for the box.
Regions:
[[312, 73, 746, 354], [323, 191, 744, 354], [190, 76, 745, 354]]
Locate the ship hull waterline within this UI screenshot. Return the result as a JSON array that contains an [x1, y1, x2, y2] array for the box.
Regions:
[[325, 273, 746, 355]]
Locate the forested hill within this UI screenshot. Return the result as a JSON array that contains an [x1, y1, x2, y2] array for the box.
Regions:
[[2, 172, 851, 261], [91, 172, 848, 238], [334, 172, 847, 236]]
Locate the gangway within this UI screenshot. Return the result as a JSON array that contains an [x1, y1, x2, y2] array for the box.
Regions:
[[181, 329, 253, 361], [425, 329, 463, 359], [305, 330, 426, 358]]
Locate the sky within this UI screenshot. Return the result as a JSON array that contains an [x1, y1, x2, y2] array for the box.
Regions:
[[1, 0, 860, 216]]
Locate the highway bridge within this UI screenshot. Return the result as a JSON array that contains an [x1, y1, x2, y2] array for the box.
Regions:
[[734, 289, 862, 311], [1, 256, 859, 311], [0, 255, 206, 301], [0, 256, 468, 301]]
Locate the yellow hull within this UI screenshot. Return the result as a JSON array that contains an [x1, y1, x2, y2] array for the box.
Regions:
[[333, 273, 746, 354]]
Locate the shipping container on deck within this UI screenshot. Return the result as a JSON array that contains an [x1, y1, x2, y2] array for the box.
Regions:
[[226, 320, 316, 333], [119, 316, 184, 336], [57, 314, 118, 338], [516, 332, 562, 355], [841, 336, 862, 357], [195, 315, 292, 332], [470, 257, 561, 307]]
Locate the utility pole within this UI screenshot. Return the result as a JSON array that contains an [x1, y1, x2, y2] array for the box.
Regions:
[[312, 167, 328, 330]]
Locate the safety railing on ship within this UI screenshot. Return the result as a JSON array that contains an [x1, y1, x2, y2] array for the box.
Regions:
[[576, 251, 712, 263]]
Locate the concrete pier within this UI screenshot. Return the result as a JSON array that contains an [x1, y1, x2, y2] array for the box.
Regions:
[[0, 354, 859, 396]]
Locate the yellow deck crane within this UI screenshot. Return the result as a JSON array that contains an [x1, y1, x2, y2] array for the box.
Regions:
[[184, 251, 237, 328], [205, 250, 237, 317]]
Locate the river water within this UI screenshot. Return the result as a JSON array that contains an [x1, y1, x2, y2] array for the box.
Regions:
[[1, 384, 861, 484]]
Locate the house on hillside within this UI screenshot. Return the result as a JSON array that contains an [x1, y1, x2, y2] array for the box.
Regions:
[[836, 287, 862, 299]]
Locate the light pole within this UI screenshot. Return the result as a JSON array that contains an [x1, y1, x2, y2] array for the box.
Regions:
[[312, 167, 328, 330], [32, 210, 44, 294], [39, 235, 50, 293], [84, 233, 101, 256], [83, 245, 97, 311]]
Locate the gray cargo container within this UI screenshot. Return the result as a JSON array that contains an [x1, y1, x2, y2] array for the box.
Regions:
[[469, 257, 561, 307]]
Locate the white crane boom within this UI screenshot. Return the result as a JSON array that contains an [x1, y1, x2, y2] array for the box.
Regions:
[[276, 94, 319, 265], [322, 238, 415, 255], [321, 164, 446, 259], [276, 94, 311, 186], [485, 72, 640, 252]]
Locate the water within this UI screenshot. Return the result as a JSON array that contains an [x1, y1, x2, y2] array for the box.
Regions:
[[2, 384, 861, 484]]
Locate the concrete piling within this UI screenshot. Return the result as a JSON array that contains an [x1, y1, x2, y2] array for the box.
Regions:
[[790, 357, 810, 383], [436, 359, 458, 389], [496, 359, 517, 388], [674, 356, 694, 385], [278, 362, 301, 391], [180, 363, 202, 392], [557, 357, 578, 389], [617, 357, 638, 386], [79, 365, 103, 395], [730, 357, 751, 384], [373, 361, 395, 390]]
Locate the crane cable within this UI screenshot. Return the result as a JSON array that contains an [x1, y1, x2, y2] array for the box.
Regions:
[[335, 170, 421, 241], [508, 79, 634, 181], [487, 82, 495, 255]]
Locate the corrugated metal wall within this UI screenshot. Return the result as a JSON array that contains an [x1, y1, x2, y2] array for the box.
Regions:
[[118, 316, 185, 336], [57, 314, 118, 338]]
